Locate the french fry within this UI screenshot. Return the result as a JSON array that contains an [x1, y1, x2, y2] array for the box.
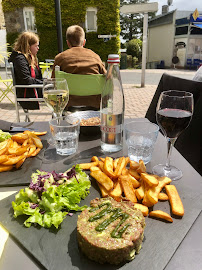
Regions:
[[147, 176, 172, 205], [158, 193, 169, 201], [114, 157, 126, 178], [91, 156, 99, 165], [8, 146, 28, 156], [31, 148, 41, 157], [16, 157, 26, 169], [134, 203, 149, 217], [98, 160, 104, 171], [0, 165, 13, 172], [142, 191, 154, 207], [12, 141, 19, 148], [130, 160, 140, 170], [79, 161, 99, 170], [136, 160, 146, 174], [141, 173, 159, 187], [125, 157, 130, 167], [32, 131, 47, 136], [12, 133, 29, 143], [100, 157, 105, 163], [135, 180, 145, 200], [110, 179, 123, 198], [0, 155, 9, 164], [120, 174, 140, 189], [121, 167, 128, 175], [149, 210, 173, 223], [22, 139, 28, 146], [113, 158, 119, 169], [103, 157, 115, 178], [0, 146, 8, 156], [165, 185, 184, 216], [97, 182, 109, 197], [128, 168, 141, 180], [2, 155, 25, 166], [32, 137, 43, 149], [90, 166, 100, 172], [27, 144, 37, 157], [120, 175, 137, 203], [90, 170, 114, 191]]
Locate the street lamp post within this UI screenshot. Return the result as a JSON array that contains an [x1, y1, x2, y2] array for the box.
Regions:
[[120, 3, 158, 87], [54, 0, 63, 53]]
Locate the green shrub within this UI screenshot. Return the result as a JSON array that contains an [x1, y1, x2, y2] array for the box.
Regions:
[[126, 39, 142, 60]]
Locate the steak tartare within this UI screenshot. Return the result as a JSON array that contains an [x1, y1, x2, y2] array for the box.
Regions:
[[77, 197, 145, 264]]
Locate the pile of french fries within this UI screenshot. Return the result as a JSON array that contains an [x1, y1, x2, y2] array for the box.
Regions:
[[0, 131, 47, 172], [79, 156, 184, 223]]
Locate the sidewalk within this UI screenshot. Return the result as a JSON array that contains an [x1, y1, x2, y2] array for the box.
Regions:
[[0, 84, 156, 123]]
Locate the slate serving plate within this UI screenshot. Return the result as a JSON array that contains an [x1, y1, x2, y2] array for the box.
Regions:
[[71, 111, 101, 136], [0, 140, 48, 187]]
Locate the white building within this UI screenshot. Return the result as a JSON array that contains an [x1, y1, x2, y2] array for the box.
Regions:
[[147, 7, 202, 69]]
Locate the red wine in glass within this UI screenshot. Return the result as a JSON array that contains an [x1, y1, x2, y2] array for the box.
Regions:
[[157, 109, 192, 139], [153, 90, 194, 181]]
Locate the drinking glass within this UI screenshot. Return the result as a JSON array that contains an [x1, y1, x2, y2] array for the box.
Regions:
[[49, 115, 80, 156], [43, 78, 69, 118], [152, 90, 194, 180]]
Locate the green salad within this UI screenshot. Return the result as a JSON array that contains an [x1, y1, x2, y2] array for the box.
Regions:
[[12, 165, 91, 229], [0, 129, 11, 142]]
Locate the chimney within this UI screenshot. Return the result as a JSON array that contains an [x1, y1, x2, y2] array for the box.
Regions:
[[162, 5, 169, 14]]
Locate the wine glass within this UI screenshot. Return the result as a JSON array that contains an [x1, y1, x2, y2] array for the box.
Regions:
[[152, 90, 194, 180], [43, 78, 69, 118]]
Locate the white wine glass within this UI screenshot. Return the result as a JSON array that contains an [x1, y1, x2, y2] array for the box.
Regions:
[[43, 78, 69, 118], [152, 90, 194, 180]]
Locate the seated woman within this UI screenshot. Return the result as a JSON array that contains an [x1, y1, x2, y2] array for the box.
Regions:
[[9, 31, 43, 111]]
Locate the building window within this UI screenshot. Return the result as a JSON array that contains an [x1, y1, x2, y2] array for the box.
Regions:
[[23, 7, 36, 32], [85, 7, 97, 32], [175, 26, 188, 36]]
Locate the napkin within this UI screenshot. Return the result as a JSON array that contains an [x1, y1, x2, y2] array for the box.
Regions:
[[0, 120, 12, 132]]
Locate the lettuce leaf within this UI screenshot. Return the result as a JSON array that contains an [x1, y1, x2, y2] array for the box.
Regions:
[[12, 166, 91, 229]]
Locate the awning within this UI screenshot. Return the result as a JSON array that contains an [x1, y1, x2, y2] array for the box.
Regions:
[[193, 23, 202, 29]]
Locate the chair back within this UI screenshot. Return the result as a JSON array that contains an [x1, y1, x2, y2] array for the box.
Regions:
[[55, 70, 105, 96], [145, 73, 202, 175]]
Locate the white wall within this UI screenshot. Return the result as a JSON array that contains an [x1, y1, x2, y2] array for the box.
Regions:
[[147, 22, 175, 67], [0, 29, 7, 67]]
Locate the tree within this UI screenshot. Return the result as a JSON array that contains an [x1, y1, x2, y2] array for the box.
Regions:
[[120, 0, 156, 42], [126, 38, 142, 60]]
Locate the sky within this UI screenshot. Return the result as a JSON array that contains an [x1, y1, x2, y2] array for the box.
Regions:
[[149, 0, 201, 15]]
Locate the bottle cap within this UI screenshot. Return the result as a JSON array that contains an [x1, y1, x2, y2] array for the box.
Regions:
[[107, 54, 120, 63]]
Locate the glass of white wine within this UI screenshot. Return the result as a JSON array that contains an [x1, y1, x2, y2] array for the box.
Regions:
[[43, 78, 69, 118]]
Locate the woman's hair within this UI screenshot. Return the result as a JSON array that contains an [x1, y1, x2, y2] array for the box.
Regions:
[[14, 31, 39, 67], [66, 25, 85, 47]]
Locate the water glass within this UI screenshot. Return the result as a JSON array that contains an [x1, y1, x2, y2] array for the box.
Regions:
[[125, 121, 159, 164], [49, 115, 80, 156]]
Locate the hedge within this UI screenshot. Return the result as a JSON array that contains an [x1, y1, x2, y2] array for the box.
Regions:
[[3, 0, 120, 62]]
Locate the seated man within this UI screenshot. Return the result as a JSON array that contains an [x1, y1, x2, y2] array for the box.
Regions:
[[52, 25, 106, 110]]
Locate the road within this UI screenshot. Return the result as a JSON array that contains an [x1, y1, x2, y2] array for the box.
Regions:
[[120, 69, 196, 85]]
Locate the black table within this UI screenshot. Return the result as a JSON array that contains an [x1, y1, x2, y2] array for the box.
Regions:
[[0, 121, 202, 270]]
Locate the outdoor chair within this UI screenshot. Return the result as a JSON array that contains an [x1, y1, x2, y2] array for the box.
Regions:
[[145, 73, 202, 175], [55, 69, 105, 112], [0, 60, 14, 104], [11, 66, 52, 122]]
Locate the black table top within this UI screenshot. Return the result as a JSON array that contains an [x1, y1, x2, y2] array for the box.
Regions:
[[0, 120, 202, 270]]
